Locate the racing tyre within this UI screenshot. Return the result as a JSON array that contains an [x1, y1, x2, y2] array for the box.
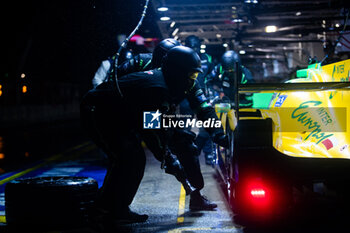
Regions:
[[5, 176, 98, 230]]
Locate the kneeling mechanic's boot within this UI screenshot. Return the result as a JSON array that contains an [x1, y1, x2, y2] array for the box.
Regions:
[[189, 190, 217, 211]]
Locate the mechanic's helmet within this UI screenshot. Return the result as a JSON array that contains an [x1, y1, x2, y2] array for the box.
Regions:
[[162, 46, 203, 102], [151, 38, 181, 68], [221, 50, 241, 72], [185, 35, 201, 54]]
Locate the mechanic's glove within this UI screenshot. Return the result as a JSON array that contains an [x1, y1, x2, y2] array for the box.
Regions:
[[213, 133, 230, 148]]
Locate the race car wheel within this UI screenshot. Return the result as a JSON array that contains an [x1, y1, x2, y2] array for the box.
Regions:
[[5, 176, 98, 230]]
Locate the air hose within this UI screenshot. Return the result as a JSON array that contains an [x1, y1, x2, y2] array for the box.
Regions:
[[113, 0, 150, 97]]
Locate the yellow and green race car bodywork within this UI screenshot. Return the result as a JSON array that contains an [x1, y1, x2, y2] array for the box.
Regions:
[[214, 59, 350, 220], [254, 59, 350, 160]]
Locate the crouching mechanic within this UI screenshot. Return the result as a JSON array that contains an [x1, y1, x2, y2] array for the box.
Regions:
[[80, 46, 228, 223], [92, 39, 229, 211]]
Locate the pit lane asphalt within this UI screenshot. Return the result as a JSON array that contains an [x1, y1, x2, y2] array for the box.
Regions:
[[1, 141, 349, 233], [119, 148, 241, 233], [0, 141, 241, 233]]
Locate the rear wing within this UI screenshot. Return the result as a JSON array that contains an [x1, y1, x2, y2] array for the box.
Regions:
[[232, 59, 350, 120], [239, 82, 350, 93]]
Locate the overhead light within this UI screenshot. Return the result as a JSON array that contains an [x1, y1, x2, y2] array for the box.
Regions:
[[265, 25, 277, 33], [170, 21, 176, 28], [335, 23, 340, 28], [223, 43, 228, 48], [233, 18, 243, 23], [160, 16, 170, 21], [248, 44, 253, 48], [200, 44, 206, 49], [296, 12, 301, 16], [216, 33, 222, 38], [174, 35, 178, 40], [200, 49, 206, 53], [239, 50, 246, 54], [21, 73, 26, 78], [244, 0, 258, 3], [157, 7, 168, 12], [171, 28, 179, 36]]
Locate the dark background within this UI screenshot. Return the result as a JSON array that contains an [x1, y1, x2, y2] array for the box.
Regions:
[[2, 0, 161, 107]]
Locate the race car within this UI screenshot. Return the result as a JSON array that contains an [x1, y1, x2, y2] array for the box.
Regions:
[[214, 59, 350, 221]]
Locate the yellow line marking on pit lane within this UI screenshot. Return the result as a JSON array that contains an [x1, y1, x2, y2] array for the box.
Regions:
[[176, 185, 186, 223]]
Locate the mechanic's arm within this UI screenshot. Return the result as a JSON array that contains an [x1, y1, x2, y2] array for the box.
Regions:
[[116, 55, 142, 77], [186, 81, 229, 148]]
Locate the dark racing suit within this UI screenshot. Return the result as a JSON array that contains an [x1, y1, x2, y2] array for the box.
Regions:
[[81, 69, 224, 213], [118, 53, 223, 190], [82, 70, 172, 213]]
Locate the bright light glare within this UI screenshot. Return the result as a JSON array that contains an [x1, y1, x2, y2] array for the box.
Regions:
[[250, 189, 266, 198], [200, 49, 206, 53], [239, 50, 246, 54], [223, 43, 228, 47], [160, 16, 170, 21], [265, 25, 277, 33], [200, 44, 206, 49], [22, 85, 27, 93], [157, 7, 168, 12], [172, 28, 179, 36]]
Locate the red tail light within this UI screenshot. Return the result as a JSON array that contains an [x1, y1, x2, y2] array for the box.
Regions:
[[245, 180, 270, 207], [250, 189, 266, 198]]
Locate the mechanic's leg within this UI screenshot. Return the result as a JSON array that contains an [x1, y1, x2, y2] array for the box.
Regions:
[[202, 137, 214, 165], [196, 128, 214, 165], [195, 131, 206, 155], [171, 139, 217, 211], [98, 134, 148, 222], [175, 149, 204, 191]]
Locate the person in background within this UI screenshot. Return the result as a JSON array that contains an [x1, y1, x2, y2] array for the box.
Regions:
[[92, 38, 181, 89], [207, 50, 255, 107]]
